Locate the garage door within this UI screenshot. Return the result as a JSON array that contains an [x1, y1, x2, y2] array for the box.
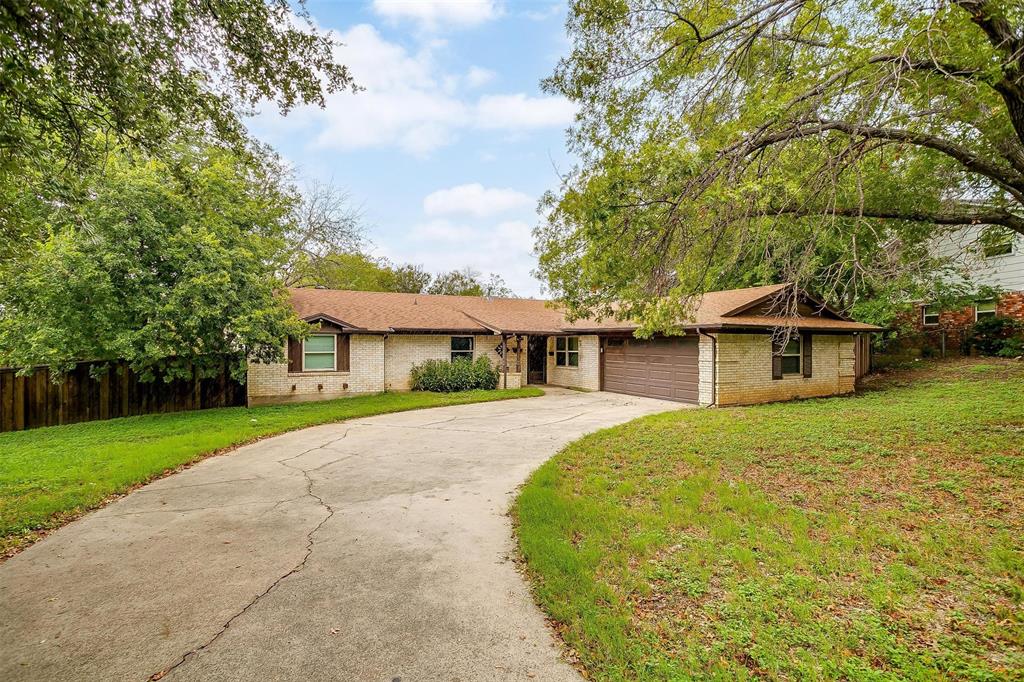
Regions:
[[601, 337, 699, 403]]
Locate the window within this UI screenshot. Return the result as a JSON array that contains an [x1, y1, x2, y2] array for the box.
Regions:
[[780, 337, 801, 375], [555, 336, 580, 367], [303, 334, 336, 371], [976, 299, 997, 320], [922, 304, 940, 326], [451, 336, 474, 361]]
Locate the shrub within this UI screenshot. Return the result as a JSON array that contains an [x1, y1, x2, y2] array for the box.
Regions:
[[409, 356, 499, 392], [967, 316, 1024, 357]]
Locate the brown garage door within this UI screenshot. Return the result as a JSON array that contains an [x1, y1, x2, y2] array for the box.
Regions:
[[601, 337, 699, 403]]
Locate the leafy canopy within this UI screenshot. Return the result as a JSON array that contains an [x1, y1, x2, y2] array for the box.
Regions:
[[539, 0, 1024, 332], [427, 268, 515, 297], [0, 0, 352, 171], [0, 0, 354, 247], [291, 251, 433, 294], [0, 143, 307, 380]]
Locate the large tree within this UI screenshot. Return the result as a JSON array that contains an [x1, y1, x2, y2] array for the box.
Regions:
[[427, 268, 515, 297], [291, 251, 433, 293], [0, 0, 354, 247], [539, 0, 1024, 331], [0, 0, 352, 168], [281, 182, 364, 286], [0, 143, 307, 380]]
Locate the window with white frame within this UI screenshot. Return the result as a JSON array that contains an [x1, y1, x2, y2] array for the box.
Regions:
[[976, 299, 997, 320], [303, 335, 336, 371], [450, 336, 474, 361], [555, 337, 580, 367], [922, 304, 940, 326], [780, 337, 801, 375]]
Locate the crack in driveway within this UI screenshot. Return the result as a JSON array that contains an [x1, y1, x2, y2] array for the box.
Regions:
[[146, 450, 339, 680]]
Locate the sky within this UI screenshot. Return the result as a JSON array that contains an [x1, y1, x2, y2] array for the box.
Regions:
[[247, 0, 575, 298]]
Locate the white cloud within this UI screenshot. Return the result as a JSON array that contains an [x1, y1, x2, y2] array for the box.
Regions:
[[523, 3, 563, 21], [250, 24, 574, 157], [380, 218, 540, 296], [371, 0, 503, 30], [465, 66, 496, 88], [475, 93, 577, 130], [424, 183, 533, 218]]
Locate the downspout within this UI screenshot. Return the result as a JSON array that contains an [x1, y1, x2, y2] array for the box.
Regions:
[[696, 328, 717, 407]]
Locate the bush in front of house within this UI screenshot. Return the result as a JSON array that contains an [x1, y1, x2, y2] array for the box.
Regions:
[[967, 316, 1024, 357], [409, 356, 499, 392]]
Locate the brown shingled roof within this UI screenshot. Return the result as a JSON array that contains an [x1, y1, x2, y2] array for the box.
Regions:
[[285, 284, 881, 335]]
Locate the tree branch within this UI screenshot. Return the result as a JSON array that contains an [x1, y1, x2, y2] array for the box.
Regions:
[[769, 204, 1024, 234], [741, 118, 1024, 203]]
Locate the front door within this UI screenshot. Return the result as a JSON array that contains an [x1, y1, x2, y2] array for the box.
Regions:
[[527, 335, 547, 384]]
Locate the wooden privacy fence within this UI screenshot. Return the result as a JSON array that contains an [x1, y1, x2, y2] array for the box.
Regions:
[[0, 358, 247, 433]]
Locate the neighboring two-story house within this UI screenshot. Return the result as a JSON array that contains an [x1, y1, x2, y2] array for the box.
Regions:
[[913, 225, 1024, 353]]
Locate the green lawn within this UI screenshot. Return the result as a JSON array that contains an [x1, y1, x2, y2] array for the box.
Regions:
[[1, 387, 542, 555], [514, 360, 1023, 681]]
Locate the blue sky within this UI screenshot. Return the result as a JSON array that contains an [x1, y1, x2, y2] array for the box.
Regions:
[[248, 1, 574, 297]]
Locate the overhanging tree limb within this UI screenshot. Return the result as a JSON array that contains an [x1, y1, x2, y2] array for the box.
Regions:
[[767, 204, 1024, 234], [737, 118, 1024, 203]]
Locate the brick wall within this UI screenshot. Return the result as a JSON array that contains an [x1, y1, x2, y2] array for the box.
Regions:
[[546, 334, 600, 390], [997, 291, 1024, 318], [248, 332, 521, 403], [698, 334, 715, 406], [248, 334, 385, 405], [384, 334, 516, 390], [903, 291, 1024, 358], [715, 333, 855, 406]]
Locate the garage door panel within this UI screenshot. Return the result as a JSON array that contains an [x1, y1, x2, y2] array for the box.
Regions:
[[602, 337, 699, 404]]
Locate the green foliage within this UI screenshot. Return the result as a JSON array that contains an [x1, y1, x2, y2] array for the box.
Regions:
[[514, 360, 1024, 679], [0, 143, 307, 381], [427, 268, 515, 297], [0, 387, 543, 554], [0, 0, 353, 233], [968, 316, 1024, 357], [293, 252, 432, 293], [541, 0, 1024, 332], [409, 357, 500, 392]]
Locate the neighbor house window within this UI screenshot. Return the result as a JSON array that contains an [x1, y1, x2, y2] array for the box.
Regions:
[[303, 334, 336, 371], [451, 336, 474, 361], [976, 299, 997, 320], [781, 337, 801, 375], [555, 337, 580, 367], [922, 304, 940, 326]]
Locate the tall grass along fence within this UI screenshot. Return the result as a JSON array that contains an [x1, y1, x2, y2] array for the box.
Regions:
[[0, 358, 246, 433]]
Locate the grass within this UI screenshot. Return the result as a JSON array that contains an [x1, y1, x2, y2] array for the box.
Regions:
[[0, 387, 542, 555], [514, 359, 1023, 681]]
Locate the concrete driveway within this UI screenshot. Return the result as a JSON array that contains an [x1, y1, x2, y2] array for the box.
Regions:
[[0, 388, 679, 681]]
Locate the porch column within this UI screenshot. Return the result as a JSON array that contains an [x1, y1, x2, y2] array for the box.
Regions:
[[501, 333, 508, 389]]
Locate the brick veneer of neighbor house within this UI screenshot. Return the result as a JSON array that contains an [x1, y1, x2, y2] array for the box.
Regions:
[[998, 291, 1024, 318], [545, 335, 601, 391], [713, 333, 855, 406], [247, 334, 385, 405], [913, 291, 1024, 356]]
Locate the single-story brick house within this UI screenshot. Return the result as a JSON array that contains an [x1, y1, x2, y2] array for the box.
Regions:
[[247, 283, 881, 407]]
